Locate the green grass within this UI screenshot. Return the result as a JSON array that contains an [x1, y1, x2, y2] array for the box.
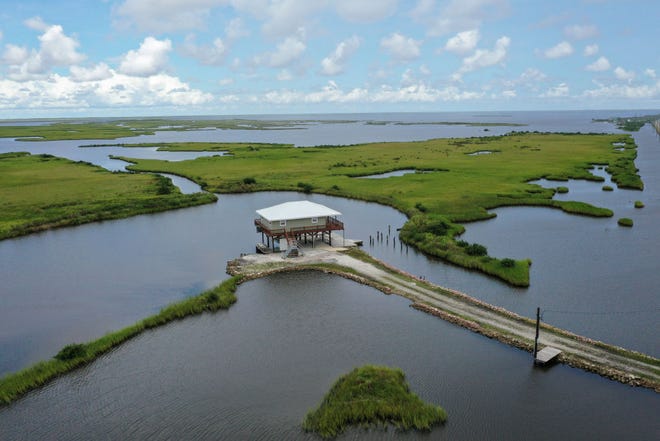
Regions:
[[556, 186, 569, 193], [618, 217, 634, 227], [0, 276, 241, 405], [602, 185, 614, 191], [634, 200, 645, 208], [0, 152, 217, 240], [116, 132, 640, 286], [302, 365, 446, 439]]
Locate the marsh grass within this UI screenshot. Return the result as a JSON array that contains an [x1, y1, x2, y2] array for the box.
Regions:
[[634, 200, 645, 208], [302, 365, 446, 439], [617, 218, 633, 227], [0, 277, 241, 405], [0, 152, 217, 240]]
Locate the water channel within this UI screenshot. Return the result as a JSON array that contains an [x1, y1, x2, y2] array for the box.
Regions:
[[1, 111, 658, 439]]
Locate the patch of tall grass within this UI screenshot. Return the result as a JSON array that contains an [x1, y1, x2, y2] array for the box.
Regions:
[[0, 276, 241, 405], [302, 365, 446, 439]]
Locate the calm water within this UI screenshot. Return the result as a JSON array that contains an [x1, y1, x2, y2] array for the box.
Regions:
[[0, 111, 659, 439], [1, 272, 658, 440]]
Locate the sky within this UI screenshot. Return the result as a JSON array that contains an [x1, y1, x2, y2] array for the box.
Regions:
[[0, 0, 658, 118]]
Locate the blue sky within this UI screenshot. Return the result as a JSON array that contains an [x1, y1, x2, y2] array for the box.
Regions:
[[0, 0, 658, 117]]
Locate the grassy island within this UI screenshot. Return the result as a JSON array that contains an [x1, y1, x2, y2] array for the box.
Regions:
[[618, 217, 634, 227], [0, 152, 216, 240], [117, 132, 641, 286], [302, 365, 446, 439], [0, 276, 241, 405]]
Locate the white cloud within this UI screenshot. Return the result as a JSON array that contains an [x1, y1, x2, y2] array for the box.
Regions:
[[2, 44, 29, 65], [454, 35, 510, 79], [2, 20, 85, 80], [259, 80, 484, 104], [644, 68, 656, 79], [583, 44, 599, 56], [225, 17, 250, 40], [180, 35, 228, 65], [320, 35, 360, 76], [520, 67, 547, 83], [413, 0, 509, 37], [541, 82, 569, 97], [119, 37, 171, 77], [543, 41, 573, 59], [277, 69, 293, 81], [265, 35, 306, 68], [380, 32, 421, 61], [114, 0, 222, 33], [70, 63, 113, 82], [564, 24, 598, 40], [444, 29, 480, 54], [502, 89, 516, 98], [614, 66, 635, 82], [24, 16, 49, 32], [335, 0, 397, 22], [586, 56, 611, 72], [218, 77, 234, 86], [0, 72, 212, 109], [258, 0, 324, 38], [583, 81, 660, 99]]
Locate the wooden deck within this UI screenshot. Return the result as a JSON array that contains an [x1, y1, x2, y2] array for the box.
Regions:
[[535, 346, 562, 366]]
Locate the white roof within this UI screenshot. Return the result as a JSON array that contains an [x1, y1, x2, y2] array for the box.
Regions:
[[256, 201, 341, 222]]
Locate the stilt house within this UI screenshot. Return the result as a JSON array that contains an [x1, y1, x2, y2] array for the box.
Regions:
[[254, 201, 344, 254]]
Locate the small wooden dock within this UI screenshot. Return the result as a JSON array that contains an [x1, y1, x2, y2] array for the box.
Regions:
[[535, 346, 562, 366]]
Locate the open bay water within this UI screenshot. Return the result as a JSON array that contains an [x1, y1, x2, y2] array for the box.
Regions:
[[1, 111, 658, 438], [1, 271, 658, 440]]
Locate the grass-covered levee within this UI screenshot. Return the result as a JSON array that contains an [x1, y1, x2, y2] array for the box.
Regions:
[[118, 132, 642, 286]]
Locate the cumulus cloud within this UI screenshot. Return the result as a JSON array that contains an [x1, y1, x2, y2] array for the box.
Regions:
[[0, 72, 212, 109], [583, 81, 660, 99], [259, 80, 483, 105], [320, 35, 360, 76], [454, 36, 510, 79], [119, 37, 171, 76], [334, 0, 397, 22], [225, 17, 250, 40], [277, 69, 293, 81], [258, 1, 325, 38], [614, 66, 635, 82], [70, 63, 113, 82], [444, 29, 480, 54], [586, 56, 611, 72], [114, 0, 222, 33], [380, 32, 421, 61], [412, 0, 509, 37], [564, 24, 598, 40], [266, 35, 306, 68], [1, 19, 85, 80], [180, 34, 227, 66], [583, 44, 599, 56], [2, 44, 29, 65], [645, 68, 656, 79], [543, 41, 573, 59], [541, 82, 569, 98]]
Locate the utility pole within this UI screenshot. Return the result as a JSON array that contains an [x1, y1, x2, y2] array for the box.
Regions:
[[533, 307, 541, 361]]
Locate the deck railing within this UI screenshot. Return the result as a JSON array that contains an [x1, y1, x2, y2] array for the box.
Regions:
[[255, 217, 343, 238]]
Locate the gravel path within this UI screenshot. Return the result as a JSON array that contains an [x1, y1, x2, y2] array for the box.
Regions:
[[229, 246, 660, 391]]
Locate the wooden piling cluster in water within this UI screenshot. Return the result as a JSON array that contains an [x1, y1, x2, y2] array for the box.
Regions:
[[369, 225, 408, 253]]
